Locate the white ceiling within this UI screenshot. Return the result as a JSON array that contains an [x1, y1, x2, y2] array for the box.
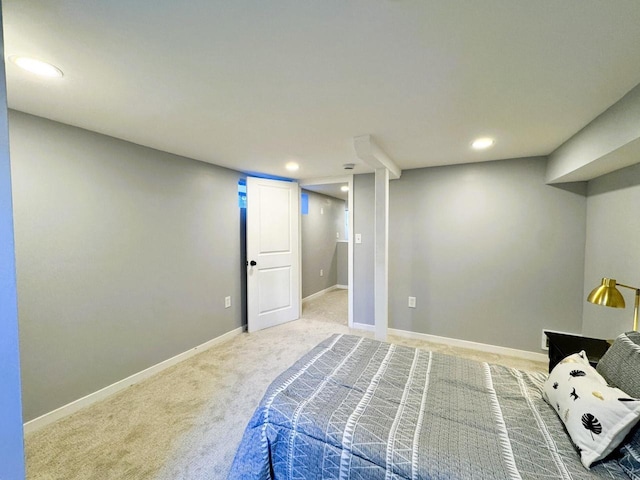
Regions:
[[303, 183, 349, 202], [4, 1, 640, 180]]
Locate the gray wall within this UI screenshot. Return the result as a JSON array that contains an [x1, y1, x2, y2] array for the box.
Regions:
[[301, 189, 345, 298], [353, 174, 375, 325], [337, 241, 348, 286], [0, 17, 26, 476], [10, 111, 243, 421], [583, 162, 640, 338], [386, 157, 587, 352]]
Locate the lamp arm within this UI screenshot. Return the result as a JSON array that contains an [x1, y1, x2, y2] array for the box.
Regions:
[[617, 283, 640, 331]]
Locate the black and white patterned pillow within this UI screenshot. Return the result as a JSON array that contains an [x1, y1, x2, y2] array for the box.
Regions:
[[543, 351, 640, 469]]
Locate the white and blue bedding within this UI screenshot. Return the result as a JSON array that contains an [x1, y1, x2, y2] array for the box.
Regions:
[[229, 334, 631, 479]]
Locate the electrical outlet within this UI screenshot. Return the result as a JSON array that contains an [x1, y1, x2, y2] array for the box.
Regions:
[[336, 232, 339, 239], [320, 207, 324, 215], [225, 296, 231, 308], [355, 233, 362, 244], [320, 269, 323, 277], [408, 296, 417, 308], [541, 331, 549, 350]]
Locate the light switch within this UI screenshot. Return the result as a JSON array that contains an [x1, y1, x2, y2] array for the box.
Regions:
[[355, 233, 362, 244], [408, 296, 417, 308]]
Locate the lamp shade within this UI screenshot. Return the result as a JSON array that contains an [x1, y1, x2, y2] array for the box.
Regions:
[[587, 278, 626, 309]]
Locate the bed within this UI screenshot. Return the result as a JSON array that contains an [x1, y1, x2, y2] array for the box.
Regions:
[[229, 333, 640, 479]]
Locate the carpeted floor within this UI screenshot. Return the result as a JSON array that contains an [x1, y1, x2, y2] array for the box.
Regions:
[[301, 288, 348, 325], [25, 289, 546, 479]]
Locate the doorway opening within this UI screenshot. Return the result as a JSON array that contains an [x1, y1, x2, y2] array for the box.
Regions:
[[299, 176, 353, 328]]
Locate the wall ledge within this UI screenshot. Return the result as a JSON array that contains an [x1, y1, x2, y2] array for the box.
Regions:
[[546, 82, 640, 184]]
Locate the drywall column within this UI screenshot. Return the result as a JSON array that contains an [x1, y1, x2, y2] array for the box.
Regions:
[[353, 135, 400, 339], [0, 11, 26, 477], [347, 176, 354, 327], [374, 168, 389, 341]]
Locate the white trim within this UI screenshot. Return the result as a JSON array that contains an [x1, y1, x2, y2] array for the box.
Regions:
[[352, 322, 376, 332], [374, 168, 389, 342], [347, 175, 354, 329], [388, 328, 548, 363], [302, 285, 338, 304], [335, 284, 348, 290], [23, 327, 243, 434], [298, 183, 302, 320]]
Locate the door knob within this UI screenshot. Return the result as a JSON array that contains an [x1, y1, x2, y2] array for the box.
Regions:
[[249, 260, 257, 266]]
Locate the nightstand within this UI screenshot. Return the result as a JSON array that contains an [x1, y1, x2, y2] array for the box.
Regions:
[[545, 332, 611, 373]]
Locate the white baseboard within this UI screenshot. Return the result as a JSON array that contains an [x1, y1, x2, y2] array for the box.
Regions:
[[302, 285, 338, 304], [335, 284, 348, 290], [388, 328, 548, 363], [352, 322, 375, 332], [23, 326, 244, 434]]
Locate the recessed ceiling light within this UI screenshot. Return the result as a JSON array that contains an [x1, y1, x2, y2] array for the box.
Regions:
[[340, 185, 349, 192], [285, 162, 299, 172], [471, 137, 494, 150], [10, 56, 63, 78]]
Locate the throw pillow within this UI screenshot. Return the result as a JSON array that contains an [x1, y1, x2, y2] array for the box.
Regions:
[[543, 351, 640, 468], [597, 332, 640, 398]]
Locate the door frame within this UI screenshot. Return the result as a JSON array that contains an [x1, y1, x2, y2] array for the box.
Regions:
[[299, 175, 354, 328]]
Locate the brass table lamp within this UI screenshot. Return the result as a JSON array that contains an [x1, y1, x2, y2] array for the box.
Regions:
[[587, 277, 640, 331]]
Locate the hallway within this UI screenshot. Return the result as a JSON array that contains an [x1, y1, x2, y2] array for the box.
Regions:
[[301, 288, 347, 326]]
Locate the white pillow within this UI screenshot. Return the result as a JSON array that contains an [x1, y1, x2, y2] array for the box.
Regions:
[[543, 350, 640, 468]]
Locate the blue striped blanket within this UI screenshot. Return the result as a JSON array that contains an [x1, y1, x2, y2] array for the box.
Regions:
[[229, 334, 629, 479]]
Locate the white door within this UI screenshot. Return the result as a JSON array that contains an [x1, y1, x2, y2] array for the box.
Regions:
[[246, 177, 300, 333]]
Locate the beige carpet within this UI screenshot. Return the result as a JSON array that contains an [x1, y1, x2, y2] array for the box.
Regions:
[[25, 290, 546, 479], [301, 288, 348, 325]]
